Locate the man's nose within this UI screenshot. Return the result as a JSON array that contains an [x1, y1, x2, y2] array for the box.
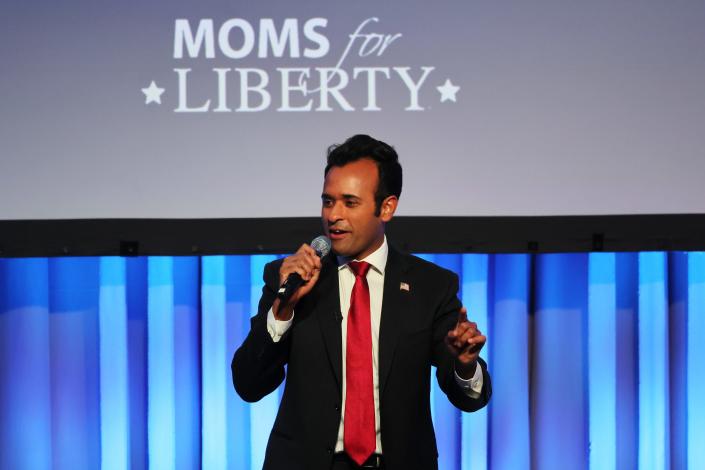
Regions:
[[327, 201, 344, 223]]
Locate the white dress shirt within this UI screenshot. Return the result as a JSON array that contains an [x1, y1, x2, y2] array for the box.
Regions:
[[266, 236, 483, 454]]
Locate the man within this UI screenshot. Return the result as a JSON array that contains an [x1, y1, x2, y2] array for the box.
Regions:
[[232, 135, 491, 470]]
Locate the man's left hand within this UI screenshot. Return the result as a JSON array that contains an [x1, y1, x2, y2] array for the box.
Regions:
[[444, 307, 486, 379]]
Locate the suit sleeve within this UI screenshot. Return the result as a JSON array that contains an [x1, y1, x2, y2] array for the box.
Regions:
[[231, 260, 291, 403], [432, 271, 492, 412]]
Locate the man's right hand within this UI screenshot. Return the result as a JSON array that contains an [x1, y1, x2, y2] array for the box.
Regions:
[[272, 243, 322, 321]]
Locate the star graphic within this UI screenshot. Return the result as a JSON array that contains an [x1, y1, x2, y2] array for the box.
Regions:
[[437, 79, 460, 103], [141, 80, 165, 105]]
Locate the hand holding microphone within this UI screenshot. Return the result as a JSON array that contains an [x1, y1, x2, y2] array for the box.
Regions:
[[273, 236, 331, 320]]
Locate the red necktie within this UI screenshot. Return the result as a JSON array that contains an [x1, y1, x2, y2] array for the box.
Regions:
[[344, 261, 376, 465]]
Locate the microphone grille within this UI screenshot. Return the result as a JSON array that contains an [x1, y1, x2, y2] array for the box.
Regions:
[[310, 235, 332, 258]]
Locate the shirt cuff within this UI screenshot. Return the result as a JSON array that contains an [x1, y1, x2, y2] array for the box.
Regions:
[[454, 362, 484, 399], [266, 307, 294, 342]]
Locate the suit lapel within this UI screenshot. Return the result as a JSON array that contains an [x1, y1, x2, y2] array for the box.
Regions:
[[314, 246, 411, 397], [378, 246, 410, 397], [315, 255, 343, 393]]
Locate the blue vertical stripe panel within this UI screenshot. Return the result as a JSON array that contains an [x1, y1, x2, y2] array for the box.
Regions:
[[460, 254, 488, 470], [637, 252, 669, 470], [126, 258, 148, 470], [615, 253, 638, 470], [668, 253, 688, 470], [489, 254, 530, 470], [4, 249, 705, 469], [688, 252, 705, 470], [173, 257, 201, 470], [99, 257, 130, 470], [202, 256, 228, 469], [49, 257, 101, 469], [434, 254, 463, 470], [226, 256, 252, 470], [588, 253, 617, 470], [533, 254, 588, 470], [249, 255, 280, 470], [148, 257, 176, 470], [0, 258, 52, 470]]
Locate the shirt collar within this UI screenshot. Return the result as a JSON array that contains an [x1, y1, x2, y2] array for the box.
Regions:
[[337, 235, 388, 275]]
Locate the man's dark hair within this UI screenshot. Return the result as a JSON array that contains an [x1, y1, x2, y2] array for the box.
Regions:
[[325, 134, 403, 216]]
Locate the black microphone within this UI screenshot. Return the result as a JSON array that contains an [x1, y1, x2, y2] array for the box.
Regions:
[[277, 235, 331, 304]]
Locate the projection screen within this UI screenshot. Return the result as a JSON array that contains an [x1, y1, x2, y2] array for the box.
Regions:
[[2, 0, 704, 220]]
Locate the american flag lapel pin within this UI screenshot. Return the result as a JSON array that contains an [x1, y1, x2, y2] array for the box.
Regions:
[[400, 282, 410, 292]]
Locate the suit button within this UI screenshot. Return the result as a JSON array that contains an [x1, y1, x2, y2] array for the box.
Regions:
[[327, 448, 333, 454], [334, 404, 340, 412]]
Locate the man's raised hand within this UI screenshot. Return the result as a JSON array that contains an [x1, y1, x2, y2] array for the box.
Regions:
[[445, 307, 486, 379]]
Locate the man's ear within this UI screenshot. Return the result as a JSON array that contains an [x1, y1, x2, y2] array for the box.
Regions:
[[379, 195, 398, 222]]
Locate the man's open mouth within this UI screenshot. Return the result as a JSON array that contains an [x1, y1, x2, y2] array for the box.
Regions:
[[329, 229, 349, 238]]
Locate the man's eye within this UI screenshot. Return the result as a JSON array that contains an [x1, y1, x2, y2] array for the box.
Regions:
[[322, 199, 333, 207], [345, 201, 358, 207]]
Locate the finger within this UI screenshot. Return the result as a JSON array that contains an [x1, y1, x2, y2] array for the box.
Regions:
[[290, 265, 311, 281], [453, 319, 476, 336], [289, 255, 317, 279], [300, 244, 313, 257], [452, 320, 478, 347], [279, 260, 295, 284], [309, 267, 321, 284], [281, 255, 305, 274], [297, 266, 321, 297], [455, 320, 472, 333], [452, 330, 469, 349], [302, 245, 322, 268], [299, 256, 317, 276], [449, 324, 464, 348], [283, 262, 314, 282], [464, 324, 481, 339], [458, 324, 483, 349], [458, 326, 479, 345], [303, 248, 322, 269], [296, 247, 320, 269], [465, 334, 486, 352], [444, 332, 459, 349], [453, 307, 467, 333], [452, 322, 470, 344], [456, 307, 468, 327]]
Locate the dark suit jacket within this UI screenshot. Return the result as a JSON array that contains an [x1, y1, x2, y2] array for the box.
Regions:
[[232, 245, 491, 470]]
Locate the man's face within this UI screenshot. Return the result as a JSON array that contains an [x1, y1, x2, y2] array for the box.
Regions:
[[321, 158, 396, 260]]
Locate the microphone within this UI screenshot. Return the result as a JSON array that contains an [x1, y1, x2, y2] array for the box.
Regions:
[[277, 235, 331, 303]]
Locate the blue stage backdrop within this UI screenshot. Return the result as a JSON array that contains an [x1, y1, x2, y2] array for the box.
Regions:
[[1, 252, 704, 470]]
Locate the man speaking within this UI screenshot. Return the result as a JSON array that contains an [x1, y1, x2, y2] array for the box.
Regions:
[[232, 135, 491, 470]]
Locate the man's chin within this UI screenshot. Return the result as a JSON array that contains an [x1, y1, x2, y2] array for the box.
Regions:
[[330, 239, 354, 258]]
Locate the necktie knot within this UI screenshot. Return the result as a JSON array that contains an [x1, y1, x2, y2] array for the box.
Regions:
[[348, 261, 371, 279]]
